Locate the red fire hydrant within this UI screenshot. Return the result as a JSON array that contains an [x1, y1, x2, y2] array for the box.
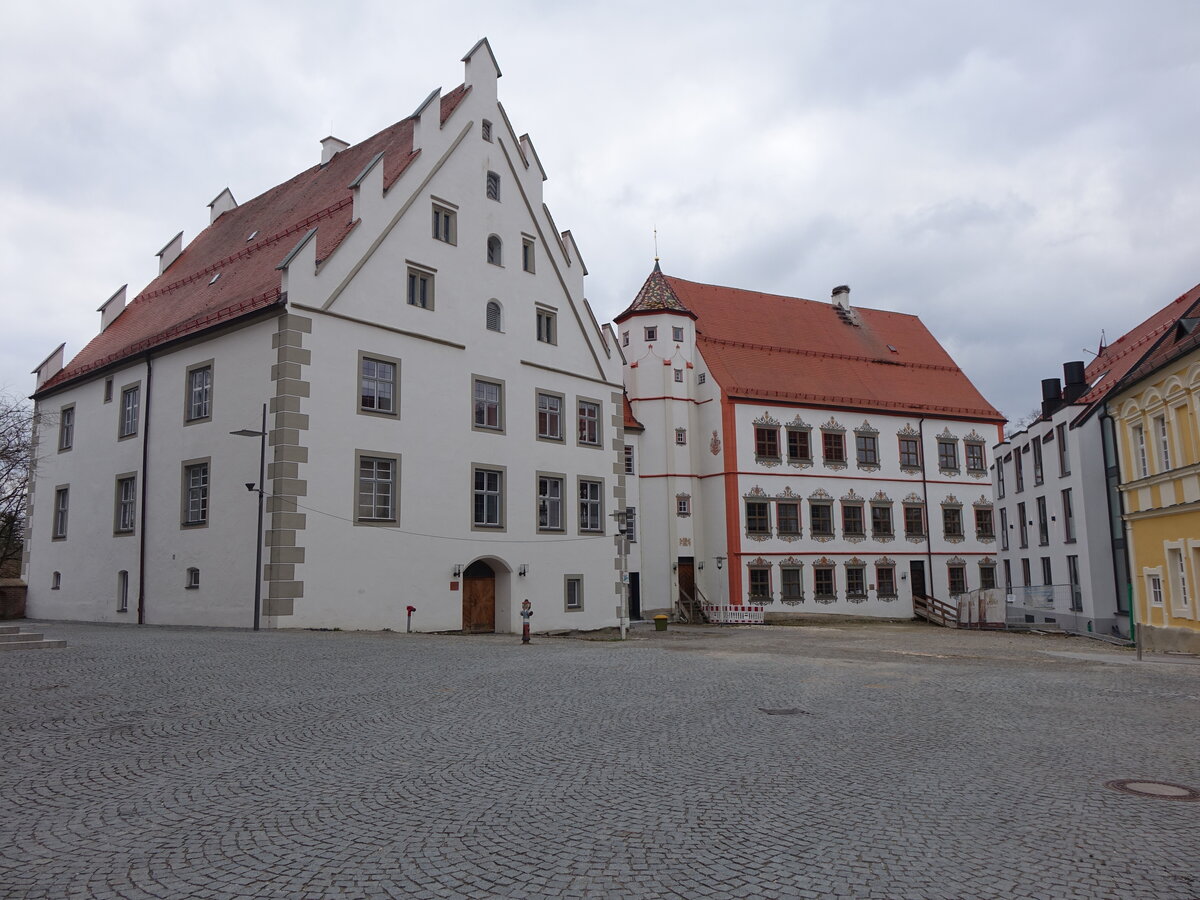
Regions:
[[406, 605, 416, 633], [520, 598, 532, 644]]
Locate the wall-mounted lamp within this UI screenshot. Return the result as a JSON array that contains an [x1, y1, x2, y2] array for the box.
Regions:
[[698, 562, 705, 571], [900, 571, 908, 581], [452, 564, 463, 578], [715, 556, 726, 570], [518, 564, 528, 577], [672, 562, 678, 572]]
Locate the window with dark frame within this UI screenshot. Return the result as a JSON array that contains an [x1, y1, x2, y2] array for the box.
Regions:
[[777, 501, 801, 536], [486, 235, 503, 266], [1018, 501, 1028, 547], [942, 506, 963, 539], [432, 205, 456, 243], [948, 565, 967, 595], [899, 437, 921, 468], [871, 504, 893, 537], [975, 507, 994, 539], [746, 500, 770, 535], [486, 170, 501, 201], [781, 567, 803, 599], [1036, 496, 1049, 545], [842, 504, 865, 536], [810, 502, 833, 536], [672, 326, 684, 342], [644, 326, 657, 342], [486, 301, 502, 332], [876, 566, 897, 597], [814, 566, 835, 598], [407, 268, 433, 309], [822, 431, 846, 463], [1032, 439, 1044, 485], [846, 565, 866, 597], [624, 445, 635, 474], [522, 238, 535, 273], [537, 309, 556, 344], [904, 504, 925, 538], [755, 426, 780, 460], [748, 567, 771, 600], [787, 429, 812, 462], [856, 434, 878, 466], [1062, 488, 1075, 541], [965, 442, 985, 473], [937, 439, 958, 470]]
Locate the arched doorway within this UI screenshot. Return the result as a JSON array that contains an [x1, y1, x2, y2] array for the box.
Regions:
[[462, 560, 496, 633]]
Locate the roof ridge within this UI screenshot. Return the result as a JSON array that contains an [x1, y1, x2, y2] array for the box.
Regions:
[[698, 334, 959, 373], [727, 386, 999, 418]]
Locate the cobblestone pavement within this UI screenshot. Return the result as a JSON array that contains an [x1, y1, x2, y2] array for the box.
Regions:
[[2, 620, 1199, 899]]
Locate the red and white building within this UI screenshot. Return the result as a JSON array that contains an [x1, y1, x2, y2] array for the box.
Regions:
[[616, 267, 1005, 620]]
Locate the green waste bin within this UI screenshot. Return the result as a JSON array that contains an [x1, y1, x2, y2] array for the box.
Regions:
[[653, 615, 668, 632]]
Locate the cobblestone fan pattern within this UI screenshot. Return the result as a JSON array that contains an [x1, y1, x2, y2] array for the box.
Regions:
[[2, 621, 1198, 899]]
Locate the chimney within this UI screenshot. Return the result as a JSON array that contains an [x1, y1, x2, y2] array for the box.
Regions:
[[1062, 360, 1087, 403], [321, 136, 350, 165], [831, 285, 851, 308], [1041, 377, 1063, 419]]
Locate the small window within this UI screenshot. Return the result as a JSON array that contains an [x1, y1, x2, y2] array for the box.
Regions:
[[53, 487, 69, 539], [473, 379, 504, 431], [432, 205, 456, 244], [51, 571, 61, 590], [1032, 439, 1045, 485], [473, 467, 504, 529], [1147, 573, 1164, 605], [115, 476, 137, 534], [579, 479, 603, 532], [487, 234, 503, 266], [104, 377, 113, 403], [486, 301, 502, 332], [903, 505, 925, 538], [538, 476, 563, 531], [787, 429, 812, 462], [183, 462, 210, 526], [117, 570, 129, 612], [522, 238, 535, 273], [624, 445, 635, 474], [357, 455, 397, 522], [537, 309, 556, 345], [677, 496, 690, 516], [698, 373, 706, 384], [624, 507, 637, 543], [578, 400, 601, 446], [537, 392, 563, 441], [979, 564, 997, 591], [672, 326, 684, 342], [842, 504, 864, 537], [482, 119, 493, 142], [486, 171, 501, 201], [673, 369, 683, 383], [876, 566, 897, 597], [119, 386, 140, 438], [407, 267, 434, 309], [781, 567, 803, 600], [621, 332, 629, 347], [777, 502, 801, 536], [186, 364, 213, 422], [674, 428, 687, 446], [58, 406, 74, 451], [565, 576, 583, 611], [186, 567, 200, 589], [360, 356, 398, 415], [644, 326, 658, 342]]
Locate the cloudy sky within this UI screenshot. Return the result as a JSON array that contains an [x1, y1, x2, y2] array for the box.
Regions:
[[3, 1, 1198, 423]]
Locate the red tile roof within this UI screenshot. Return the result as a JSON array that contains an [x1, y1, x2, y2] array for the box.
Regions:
[[622, 392, 644, 431], [1076, 281, 1200, 412], [634, 272, 1003, 422], [36, 86, 470, 397]]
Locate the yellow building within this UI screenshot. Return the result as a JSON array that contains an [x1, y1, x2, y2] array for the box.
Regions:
[[1109, 285, 1200, 653]]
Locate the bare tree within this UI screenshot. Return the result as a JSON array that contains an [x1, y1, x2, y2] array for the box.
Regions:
[[0, 393, 35, 576]]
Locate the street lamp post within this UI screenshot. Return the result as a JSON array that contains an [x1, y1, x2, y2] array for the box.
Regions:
[[231, 403, 267, 631], [611, 508, 630, 639]]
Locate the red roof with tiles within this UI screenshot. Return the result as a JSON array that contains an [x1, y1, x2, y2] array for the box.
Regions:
[[36, 86, 470, 397], [622, 392, 644, 431], [619, 270, 1003, 422], [1076, 281, 1200, 414]]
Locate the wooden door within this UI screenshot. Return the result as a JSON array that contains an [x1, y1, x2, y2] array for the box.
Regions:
[[909, 560, 926, 598], [628, 573, 642, 620], [677, 557, 695, 606], [462, 560, 496, 633]]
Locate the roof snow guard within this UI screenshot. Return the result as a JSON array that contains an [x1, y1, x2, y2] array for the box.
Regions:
[[614, 263, 696, 322]]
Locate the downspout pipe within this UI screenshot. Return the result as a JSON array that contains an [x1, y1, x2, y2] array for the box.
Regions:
[[136, 352, 153, 625], [919, 417, 934, 597]]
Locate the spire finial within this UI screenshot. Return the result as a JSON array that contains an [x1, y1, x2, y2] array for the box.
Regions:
[[653, 227, 659, 263]]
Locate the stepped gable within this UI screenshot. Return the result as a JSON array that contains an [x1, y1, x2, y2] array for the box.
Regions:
[[660, 272, 1003, 422], [614, 262, 696, 321], [1077, 280, 1200, 412], [36, 86, 470, 397]]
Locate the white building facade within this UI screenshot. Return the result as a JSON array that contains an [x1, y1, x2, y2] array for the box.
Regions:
[[25, 40, 625, 633], [617, 269, 1005, 620]]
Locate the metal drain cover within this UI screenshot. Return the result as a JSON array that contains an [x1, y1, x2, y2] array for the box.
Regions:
[[759, 708, 809, 716], [1104, 779, 1200, 801]]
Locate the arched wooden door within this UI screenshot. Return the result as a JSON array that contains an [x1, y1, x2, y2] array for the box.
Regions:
[[462, 560, 496, 633]]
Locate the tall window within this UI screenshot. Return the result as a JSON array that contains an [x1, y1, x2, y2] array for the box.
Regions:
[[822, 432, 846, 464], [1147, 573, 1164, 605], [1132, 424, 1147, 477], [787, 429, 812, 462], [1061, 489, 1075, 542], [1155, 415, 1170, 470], [937, 439, 958, 471], [899, 437, 921, 468], [360, 357, 397, 414], [942, 506, 963, 539], [565, 577, 583, 611], [473, 468, 503, 528], [579, 479, 603, 532], [1021, 558, 1032, 587], [53, 487, 69, 539], [1056, 423, 1070, 475], [1032, 439, 1044, 485], [997, 457, 1006, 497], [486, 170, 501, 201], [814, 566, 835, 599], [980, 564, 997, 591], [781, 566, 803, 600], [486, 301, 502, 332], [975, 507, 994, 540], [948, 565, 967, 595], [357, 456, 396, 522], [1000, 508, 1009, 550], [1036, 496, 1049, 545], [58, 406, 74, 451], [1017, 502, 1028, 548], [538, 476, 563, 531], [432, 204, 456, 243], [473, 379, 503, 431], [748, 567, 771, 601], [810, 501, 833, 537], [870, 504, 893, 538], [117, 570, 129, 613], [486, 234, 502, 266], [407, 267, 434, 309], [1067, 555, 1081, 610], [183, 463, 209, 526], [481, 119, 492, 141], [755, 427, 780, 460], [1171, 548, 1189, 609], [746, 501, 770, 535], [187, 365, 213, 421], [115, 476, 136, 534], [842, 503, 864, 537], [777, 501, 801, 536], [1041, 557, 1053, 586], [965, 442, 985, 473], [522, 238, 535, 273], [672, 326, 684, 342], [120, 386, 140, 438], [846, 565, 866, 598], [856, 434, 878, 466], [1014, 450, 1025, 491], [876, 565, 897, 597], [537, 309, 556, 344], [903, 504, 925, 538], [537, 393, 563, 440], [577, 400, 600, 445]]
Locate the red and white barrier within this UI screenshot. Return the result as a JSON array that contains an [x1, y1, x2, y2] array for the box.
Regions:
[[702, 605, 766, 624]]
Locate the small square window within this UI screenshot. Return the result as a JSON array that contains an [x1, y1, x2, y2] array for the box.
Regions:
[[624, 445, 635, 474], [644, 326, 658, 342], [675, 428, 687, 446], [698, 373, 706, 384], [432, 205, 456, 244], [407, 267, 434, 309], [486, 171, 501, 201], [673, 369, 683, 383], [677, 496, 690, 516], [672, 326, 684, 342], [537, 309, 556, 344]]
